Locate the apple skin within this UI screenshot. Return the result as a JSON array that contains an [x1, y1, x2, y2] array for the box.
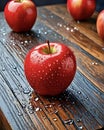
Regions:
[[67, 0, 96, 20], [4, 0, 37, 32], [96, 10, 104, 41], [24, 43, 76, 96]]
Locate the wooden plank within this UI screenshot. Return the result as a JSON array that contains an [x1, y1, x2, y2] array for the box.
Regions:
[[0, 39, 103, 130]]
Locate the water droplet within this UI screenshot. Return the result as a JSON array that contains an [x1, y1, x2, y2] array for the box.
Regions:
[[19, 52, 22, 55], [77, 91, 81, 94], [78, 126, 83, 129], [74, 27, 78, 30], [28, 105, 34, 114], [85, 97, 89, 100], [58, 104, 61, 107], [66, 27, 70, 31], [3, 32, 6, 35], [76, 118, 82, 122], [102, 47, 104, 51], [21, 41, 24, 44], [35, 97, 39, 102], [18, 112, 23, 116], [54, 110, 58, 114], [48, 64, 51, 67], [35, 107, 40, 112], [58, 67, 61, 70], [45, 104, 52, 108], [22, 103, 26, 108], [44, 32, 47, 35], [3, 39, 6, 42], [50, 15, 54, 18], [2, 67, 5, 71], [71, 29, 74, 32], [77, 21, 80, 24], [29, 40, 32, 43], [29, 110, 34, 114], [40, 77, 43, 79], [64, 119, 74, 125], [91, 62, 98, 65], [26, 33, 30, 36], [53, 118, 57, 122], [25, 40, 28, 44], [23, 89, 31, 94]]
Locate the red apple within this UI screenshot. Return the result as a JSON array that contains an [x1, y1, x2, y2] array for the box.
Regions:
[[24, 41, 76, 96], [96, 10, 104, 41], [67, 0, 96, 20], [4, 0, 37, 32]]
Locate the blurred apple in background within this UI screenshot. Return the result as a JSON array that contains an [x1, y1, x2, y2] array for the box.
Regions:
[[67, 0, 96, 20], [4, 0, 37, 32], [24, 41, 76, 96], [96, 10, 104, 41]]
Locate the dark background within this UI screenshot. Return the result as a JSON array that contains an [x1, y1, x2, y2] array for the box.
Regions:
[[0, 0, 104, 12]]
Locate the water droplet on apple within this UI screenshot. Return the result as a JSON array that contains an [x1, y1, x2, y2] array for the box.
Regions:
[[40, 77, 43, 79], [48, 64, 51, 67], [58, 67, 61, 70], [38, 70, 41, 73]]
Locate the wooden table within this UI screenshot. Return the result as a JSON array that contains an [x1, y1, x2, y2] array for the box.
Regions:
[[0, 4, 104, 130]]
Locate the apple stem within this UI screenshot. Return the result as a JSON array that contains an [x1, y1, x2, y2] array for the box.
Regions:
[[47, 40, 51, 54]]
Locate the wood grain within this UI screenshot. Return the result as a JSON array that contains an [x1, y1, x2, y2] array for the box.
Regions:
[[0, 4, 104, 130]]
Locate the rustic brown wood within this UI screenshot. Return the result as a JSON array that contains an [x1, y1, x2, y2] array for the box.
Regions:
[[0, 4, 104, 130]]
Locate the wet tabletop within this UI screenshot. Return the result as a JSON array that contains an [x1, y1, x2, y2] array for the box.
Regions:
[[0, 4, 104, 130]]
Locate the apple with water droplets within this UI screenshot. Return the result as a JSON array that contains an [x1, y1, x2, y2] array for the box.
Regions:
[[4, 0, 37, 32], [67, 0, 96, 20], [24, 41, 76, 96]]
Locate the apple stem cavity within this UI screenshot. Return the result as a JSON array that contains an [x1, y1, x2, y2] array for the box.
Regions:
[[47, 40, 51, 54], [14, 0, 23, 2]]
